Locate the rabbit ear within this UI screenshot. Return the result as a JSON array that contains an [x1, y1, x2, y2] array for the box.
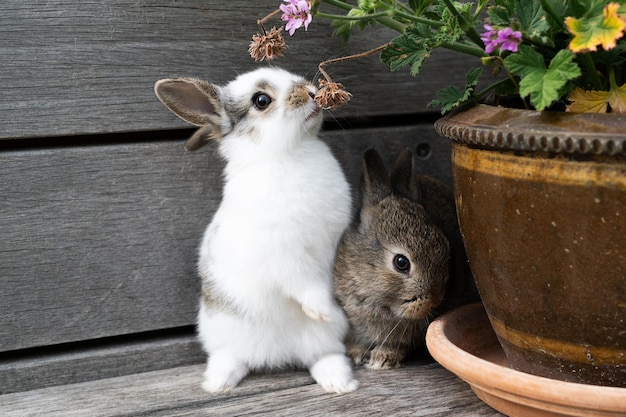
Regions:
[[154, 78, 226, 151], [361, 148, 393, 207], [390, 148, 419, 201], [184, 126, 213, 152]]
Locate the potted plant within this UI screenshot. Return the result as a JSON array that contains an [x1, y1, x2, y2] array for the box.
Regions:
[[248, 0, 626, 389]]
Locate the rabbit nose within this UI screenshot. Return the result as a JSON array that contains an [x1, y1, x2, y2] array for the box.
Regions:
[[289, 85, 315, 108]]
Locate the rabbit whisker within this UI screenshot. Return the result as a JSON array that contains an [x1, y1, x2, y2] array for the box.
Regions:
[[376, 315, 409, 354]]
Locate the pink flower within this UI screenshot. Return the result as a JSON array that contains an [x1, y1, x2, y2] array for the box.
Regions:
[[496, 27, 522, 53], [480, 24, 500, 54], [481, 24, 522, 54], [280, 0, 312, 36]]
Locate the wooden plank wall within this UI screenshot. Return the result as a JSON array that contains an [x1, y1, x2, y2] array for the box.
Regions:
[[0, 0, 471, 393]]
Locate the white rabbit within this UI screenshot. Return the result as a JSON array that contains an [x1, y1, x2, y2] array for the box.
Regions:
[[154, 67, 357, 394]]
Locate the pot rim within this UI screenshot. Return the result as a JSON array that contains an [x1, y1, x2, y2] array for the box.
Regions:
[[434, 104, 626, 157]]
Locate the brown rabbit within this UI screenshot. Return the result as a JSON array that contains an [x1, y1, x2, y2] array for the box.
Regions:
[[334, 148, 477, 369]]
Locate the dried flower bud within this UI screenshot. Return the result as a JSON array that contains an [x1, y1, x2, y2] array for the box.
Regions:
[[249, 26, 287, 61], [315, 79, 352, 110]]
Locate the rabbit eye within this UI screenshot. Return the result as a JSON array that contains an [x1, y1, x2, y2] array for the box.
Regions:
[[252, 93, 272, 111], [393, 254, 411, 273]]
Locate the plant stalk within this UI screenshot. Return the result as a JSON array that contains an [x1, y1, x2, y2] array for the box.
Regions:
[[257, 8, 282, 35], [319, 0, 442, 33], [442, 41, 487, 58], [579, 52, 604, 90], [318, 43, 390, 82]]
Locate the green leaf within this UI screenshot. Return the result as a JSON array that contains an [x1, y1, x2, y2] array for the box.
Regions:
[[515, 0, 552, 44], [381, 25, 436, 75], [487, 1, 514, 26], [504, 45, 582, 110], [408, 0, 434, 14], [428, 67, 483, 114], [539, 0, 569, 29], [504, 44, 545, 77], [331, 19, 354, 42]]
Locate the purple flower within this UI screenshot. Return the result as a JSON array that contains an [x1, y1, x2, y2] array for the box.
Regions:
[[480, 24, 500, 54], [280, 0, 312, 36], [481, 24, 522, 54], [496, 27, 522, 53]]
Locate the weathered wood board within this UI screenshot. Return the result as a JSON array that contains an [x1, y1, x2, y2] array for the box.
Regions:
[[0, 124, 451, 355], [0, 362, 504, 416], [0, 0, 472, 140], [0, 1, 474, 404], [0, 334, 205, 395]]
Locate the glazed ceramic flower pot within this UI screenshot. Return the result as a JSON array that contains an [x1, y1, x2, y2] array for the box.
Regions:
[[435, 104, 626, 387]]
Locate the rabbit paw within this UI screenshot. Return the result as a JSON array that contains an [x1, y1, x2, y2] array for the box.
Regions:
[[301, 303, 332, 322], [201, 355, 248, 394], [366, 348, 403, 370], [299, 292, 335, 322], [310, 353, 359, 394], [346, 342, 369, 366]]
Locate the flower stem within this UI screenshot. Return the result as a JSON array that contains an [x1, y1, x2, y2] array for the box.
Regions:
[[315, 11, 392, 21], [473, 77, 515, 100], [394, 10, 444, 27], [442, 41, 486, 58], [374, 16, 407, 33], [377, 2, 444, 27], [257, 8, 282, 35], [609, 65, 618, 90], [320, 0, 442, 29], [579, 52, 604, 90], [318, 43, 390, 82], [320, 0, 353, 12]]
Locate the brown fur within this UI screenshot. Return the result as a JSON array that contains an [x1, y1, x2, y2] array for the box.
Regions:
[[334, 148, 477, 369], [288, 84, 314, 109], [154, 78, 226, 151]]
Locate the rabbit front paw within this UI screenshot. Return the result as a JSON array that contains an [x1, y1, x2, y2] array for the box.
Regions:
[[346, 342, 369, 366], [298, 291, 335, 322], [301, 303, 332, 322], [366, 347, 404, 370]]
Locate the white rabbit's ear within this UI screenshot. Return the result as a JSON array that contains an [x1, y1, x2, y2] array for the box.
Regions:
[[154, 78, 226, 151], [390, 148, 419, 201], [184, 125, 213, 152], [361, 148, 393, 207]]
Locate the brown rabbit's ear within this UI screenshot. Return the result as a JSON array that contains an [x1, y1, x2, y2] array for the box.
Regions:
[[154, 78, 226, 151], [390, 148, 419, 201], [361, 148, 393, 207]]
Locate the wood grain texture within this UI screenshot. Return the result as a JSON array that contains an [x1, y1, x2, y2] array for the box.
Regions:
[[0, 140, 217, 352], [0, 124, 451, 353], [0, 362, 504, 416], [0, 335, 205, 395], [0, 0, 472, 140]]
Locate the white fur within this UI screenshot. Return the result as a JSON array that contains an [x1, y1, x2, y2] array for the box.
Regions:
[[196, 68, 357, 393]]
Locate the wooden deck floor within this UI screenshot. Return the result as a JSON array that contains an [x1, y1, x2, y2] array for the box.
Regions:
[[0, 359, 504, 416]]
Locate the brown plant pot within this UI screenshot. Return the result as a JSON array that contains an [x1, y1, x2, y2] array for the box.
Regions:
[[435, 104, 626, 387]]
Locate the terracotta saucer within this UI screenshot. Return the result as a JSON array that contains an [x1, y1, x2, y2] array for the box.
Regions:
[[425, 302, 626, 417]]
